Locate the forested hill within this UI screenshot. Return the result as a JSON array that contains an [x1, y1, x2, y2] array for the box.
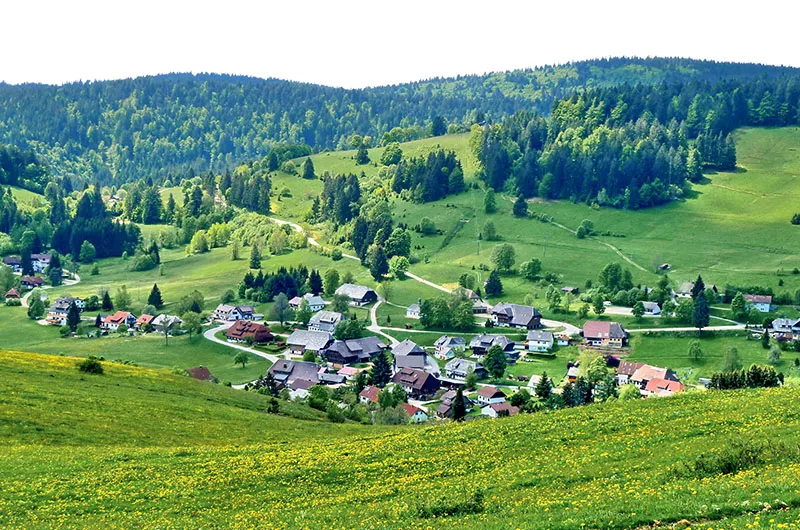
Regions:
[[1, 57, 799, 185]]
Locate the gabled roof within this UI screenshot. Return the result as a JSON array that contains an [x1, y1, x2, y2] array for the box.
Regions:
[[402, 403, 426, 417], [645, 378, 684, 395], [186, 366, 214, 381], [5, 288, 20, 298], [477, 385, 504, 399], [323, 337, 387, 362], [393, 339, 425, 357], [105, 311, 135, 325], [642, 301, 660, 311], [289, 378, 317, 391], [359, 385, 380, 403], [445, 358, 482, 372], [469, 334, 513, 350], [226, 320, 273, 342], [772, 318, 800, 332], [268, 360, 320, 384], [2, 256, 21, 265], [486, 402, 519, 416], [744, 294, 772, 304], [309, 310, 344, 326], [31, 253, 52, 261], [20, 276, 44, 285], [434, 336, 466, 348], [490, 302, 541, 326], [136, 314, 155, 325], [335, 283, 376, 300], [392, 368, 439, 391], [526, 330, 553, 342], [287, 330, 332, 351], [407, 303, 420, 312], [583, 321, 627, 340], [617, 361, 645, 376], [631, 364, 668, 383]]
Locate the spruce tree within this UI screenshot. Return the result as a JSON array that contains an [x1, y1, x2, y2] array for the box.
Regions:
[[534, 371, 553, 399], [484, 270, 503, 297], [302, 158, 316, 179], [513, 195, 528, 217], [369, 351, 392, 388], [148, 283, 164, 309], [250, 244, 262, 269], [101, 291, 114, 311], [693, 294, 710, 335], [484, 189, 497, 213], [66, 301, 81, 332], [452, 387, 466, 421], [309, 269, 323, 294], [369, 247, 389, 281]]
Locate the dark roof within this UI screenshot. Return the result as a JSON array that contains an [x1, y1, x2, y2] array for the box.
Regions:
[[309, 310, 344, 326], [323, 336, 387, 364], [335, 283, 377, 301], [287, 330, 332, 351], [490, 302, 542, 326], [268, 360, 320, 384], [526, 331, 553, 342], [469, 334, 514, 350], [186, 366, 214, 381], [392, 368, 440, 392], [226, 320, 273, 342], [583, 321, 627, 340], [2, 256, 21, 265], [393, 339, 425, 357], [434, 336, 466, 348], [477, 385, 505, 399]]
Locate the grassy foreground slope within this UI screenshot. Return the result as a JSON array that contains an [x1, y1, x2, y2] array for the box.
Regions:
[[3, 350, 800, 529]]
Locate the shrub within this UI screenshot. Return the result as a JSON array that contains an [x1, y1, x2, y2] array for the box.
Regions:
[[77, 356, 104, 374]]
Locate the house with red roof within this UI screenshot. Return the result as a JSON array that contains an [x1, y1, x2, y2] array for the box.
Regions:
[[102, 311, 137, 331], [135, 314, 155, 331], [5, 288, 20, 299], [225, 320, 273, 344], [643, 378, 685, 397], [402, 403, 429, 423], [744, 294, 772, 313], [359, 385, 381, 405]]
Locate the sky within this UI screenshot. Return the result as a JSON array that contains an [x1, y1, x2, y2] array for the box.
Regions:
[[3, 0, 799, 88]]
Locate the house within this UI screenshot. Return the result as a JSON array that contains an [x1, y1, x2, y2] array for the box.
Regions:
[[45, 297, 86, 325], [642, 301, 661, 315], [392, 368, 441, 399], [476, 385, 506, 406], [744, 294, 772, 313], [286, 330, 333, 356], [771, 318, 800, 340], [434, 335, 466, 360], [322, 337, 388, 365], [45, 310, 67, 326], [213, 304, 243, 321], [556, 333, 570, 347], [30, 253, 52, 273], [393, 339, 427, 370], [226, 320, 273, 344], [616, 360, 645, 385], [308, 310, 344, 333], [402, 403, 429, 423], [135, 314, 155, 330], [677, 281, 719, 299], [335, 283, 378, 306], [444, 358, 488, 380], [5, 288, 20, 299], [630, 364, 680, 393], [525, 331, 554, 353], [2, 256, 21, 273], [54, 296, 85, 312], [469, 334, 515, 357], [561, 286, 577, 295], [151, 314, 183, 330], [643, 378, 685, 397], [103, 311, 137, 331], [406, 303, 421, 319], [20, 276, 44, 289], [567, 365, 579, 383], [268, 360, 322, 386], [288, 378, 317, 400], [582, 321, 628, 348], [359, 385, 381, 405], [481, 401, 519, 418], [454, 288, 491, 314], [185, 366, 217, 382], [436, 389, 473, 418], [337, 366, 361, 379], [490, 302, 542, 329], [527, 374, 554, 391], [289, 293, 326, 312]]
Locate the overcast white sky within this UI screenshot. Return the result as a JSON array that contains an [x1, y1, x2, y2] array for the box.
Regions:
[[3, 0, 799, 88]]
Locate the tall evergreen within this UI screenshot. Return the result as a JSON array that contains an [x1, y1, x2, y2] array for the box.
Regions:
[[66, 301, 81, 332], [101, 291, 114, 311], [302, 158, 315, 180], [249, 244, 262, 269], [452, 387, 466, 421], [369, 352, 393, 388], [148, 283, 164, 309]]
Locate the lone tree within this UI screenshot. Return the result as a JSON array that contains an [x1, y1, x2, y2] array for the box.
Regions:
[[484, 189, 497, 213], [234, 351, 249, 368], [688, 340, 703, 361], [181, 312, 202, 341], [693, 294, 710, 335], [27, 297, 45, 320], [491, 244, 516, 272], [302, 157, 315, 180], [270, 293, 293, 326], [249, 244, 262, 269], [369, 351, 393, 388], [148, 283, 164, 309], [66, 301, 81, 332], [452, 387, 466, 421], [484, 344, 507, 380], [484, 270, 503, 297], [513, 195, 528, 217], [632, 301, 645, 321], [761, 329, 771, 349]]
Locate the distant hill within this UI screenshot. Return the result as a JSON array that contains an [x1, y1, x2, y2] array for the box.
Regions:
[[3, 348, 800, 528], [1, 57, 798, 184]]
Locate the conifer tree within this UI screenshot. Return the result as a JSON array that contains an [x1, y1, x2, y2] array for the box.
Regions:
[[369, 351, 393, 388], [66, 301, 81, 332], [452, 387, 466, 421], [148, 283, 164, 309]]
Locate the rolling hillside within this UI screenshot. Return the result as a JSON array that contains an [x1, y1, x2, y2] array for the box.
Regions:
[[2, 349, 800, 528]]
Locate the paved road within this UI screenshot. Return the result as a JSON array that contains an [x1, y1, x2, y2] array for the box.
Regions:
[[204, 323, 281, 364], [628, 323, 746, 333], [20, 272, 81, 308]]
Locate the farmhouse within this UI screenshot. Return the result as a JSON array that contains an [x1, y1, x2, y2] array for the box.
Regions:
[[643, 378, 685, 397], [289, 293, 326, 312], [405, 303, 421, 319], [454, 287, 490, 313], [642, 301, 661, 315], [525, 330, 554, 352], [308, 310, 344, 333], [393, 339, 427, 370], [20, 276, 44, 289], [268, 360, 322, 387], [288, 379, 316, 400], [444, 358, 487, 380], [469, 334, 515, 357], [433, 335, 466, 360], [582, 321, 628, 348], [616, 360, 645, 385], [744, 294, 772, 313], [437, 389, 473, 418], [225, 320, 273, 344], [286, 330, 333, 356], [481, 402, 519, 418], [335, 283, 377, 306], [103, 311, 137, 331], [213, 304, 256, 321], [359, 385, 380, 405], [392, 368, 441, 399], [402, 403, 429, 423], [30, 253, 52, 273], [5, 288, 19, 299], [771, 318, 800, 340], [2, 256, 21, 273], [476, 385, 506, 406], [135, 314, 155, 330], [490, 302, 542, 329], [54, 296, 86, 312], [676, 282, 719, 299], [322, 336, 388, 365], [152, 314, 182, 330]]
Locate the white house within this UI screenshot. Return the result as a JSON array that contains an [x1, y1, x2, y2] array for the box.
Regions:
[[403, 403, 429, 423], [556, 333, 570, 346], [406, 303, 421, 319], [525, 330, 554, 352], [434, 336, 466, 360], [308, 310, 344, 333], [744, 294, 772, 313], [476, 385, 505, 406], [481, 402, 519, 418], [31, 253, 52, 274], [289, 293, 326, 312], [214, 304, 243, 321]]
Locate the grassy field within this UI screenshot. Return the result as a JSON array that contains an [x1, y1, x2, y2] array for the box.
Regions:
[[4, 348, 800, 528], [628, 331, 800, 382], [288, 128, 800, 308]]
